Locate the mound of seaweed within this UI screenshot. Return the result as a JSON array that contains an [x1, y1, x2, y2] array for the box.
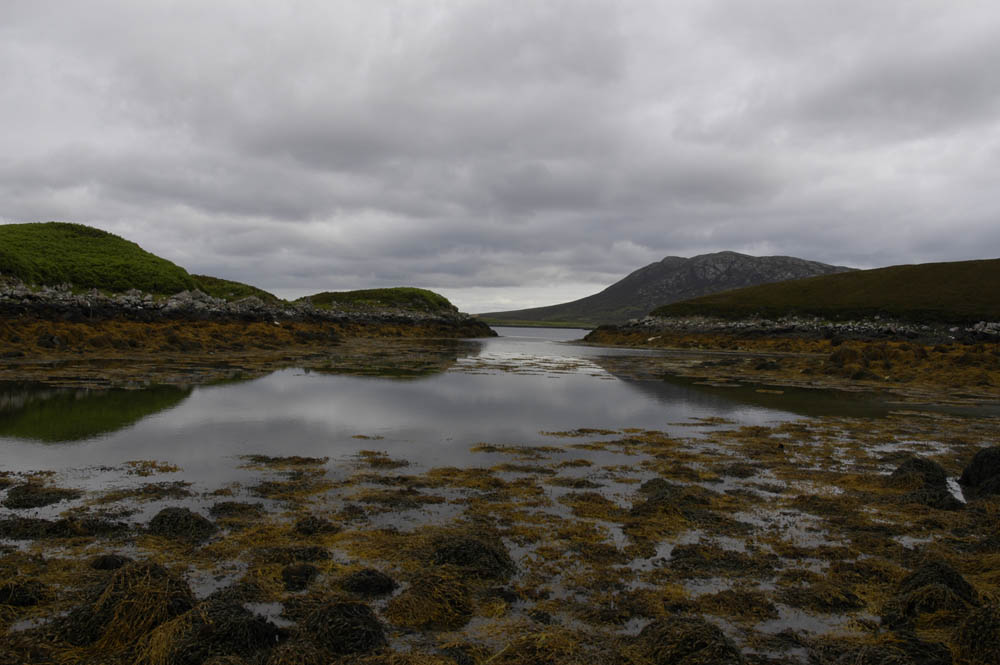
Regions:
[[303, 601, 386, 655], [137, 598, 283, 665], [59, 561, 195, 649], [0, 515, 127, 540], [340, 568, 398, 596], [959, 446, 1000, 498], [888, 457, 963, 510], [881, 560, 978, 629], [632, 615, 744, 665], [386, 569, 473, 630], [430, 531, 515, 580], [953, 603, 1000, 665], [148, 507, 217, 543], [1, 482, 81, 509]]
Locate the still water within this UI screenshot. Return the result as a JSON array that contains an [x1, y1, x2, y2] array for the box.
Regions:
[[0, 327, 896, 484]]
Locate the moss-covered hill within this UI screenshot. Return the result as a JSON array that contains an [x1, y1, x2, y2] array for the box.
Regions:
[[652, 258, 1000, 324], [299, 288, 459, 314], [190, 275, 278, 302], [0, 222, 198, 294]]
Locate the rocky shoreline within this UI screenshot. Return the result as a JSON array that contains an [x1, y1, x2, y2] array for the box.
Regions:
[[588, 313, 1000, 345], [0, 279, 495, 338]]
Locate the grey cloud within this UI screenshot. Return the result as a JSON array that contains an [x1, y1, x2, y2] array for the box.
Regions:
[[1, 1, 998, 312]]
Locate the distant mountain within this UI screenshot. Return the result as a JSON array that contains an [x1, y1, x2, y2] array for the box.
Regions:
[[653, 257, 1000, 324], [481, 251, 855, 327]]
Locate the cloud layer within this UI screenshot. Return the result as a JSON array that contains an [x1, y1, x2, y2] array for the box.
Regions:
[[2, 0, 999, 311]]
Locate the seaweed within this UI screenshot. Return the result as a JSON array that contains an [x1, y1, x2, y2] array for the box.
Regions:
[[630, 615, 744, 665], [208, 501, 265, 520], [385, 568, 473, 630], [148, 507, 217, 543], [0, 578, 47, 607], [281, 563, 319, 591], [90, 553, 133, 570], [340, 568, 398, 596], [293, 515, 340, 536], [59, 561, 195, 649], [953, 603, 1000, 665], [0, 515, 128, 540], [2, 482, 81, 509], [303, 601, 386, 655], [430, 532, 516, 580], [137, 599, 284, 665]]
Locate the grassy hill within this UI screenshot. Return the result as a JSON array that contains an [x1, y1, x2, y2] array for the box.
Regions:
[[652, 258, 1000, 324], [299, 288, 458, 314], [0, 222, 197, 294], [192, 275, 279, 302]]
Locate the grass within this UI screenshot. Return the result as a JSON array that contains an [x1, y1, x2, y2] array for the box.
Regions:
[[652, 257, 1000, 323], [190, 274, 279, 302], [299, 287, 458, 314], [0, 222, 197, 294]]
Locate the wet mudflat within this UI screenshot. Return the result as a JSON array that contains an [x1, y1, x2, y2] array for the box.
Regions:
[[2, 327, 999, 664]]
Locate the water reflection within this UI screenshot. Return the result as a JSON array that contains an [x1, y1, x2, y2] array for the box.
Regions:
[[0, 383, 193, 443], [3, 328, 967, 482]]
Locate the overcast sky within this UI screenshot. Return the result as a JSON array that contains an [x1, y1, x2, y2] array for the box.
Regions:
[[2, 1, 999, 312]]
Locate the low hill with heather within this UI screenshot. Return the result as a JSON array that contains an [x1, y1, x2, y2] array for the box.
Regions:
[[0, 222, 198, 294], [652, 258, 1000, 324], [299, 288, 458, 314], [481, 251, 853, 327]]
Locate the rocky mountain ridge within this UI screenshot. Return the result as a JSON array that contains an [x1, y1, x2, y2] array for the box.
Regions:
[[483, 251, 854, 326]]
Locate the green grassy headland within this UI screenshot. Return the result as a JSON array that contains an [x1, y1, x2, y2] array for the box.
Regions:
[[0, 222, 459, 314], [0, 222, 197, 294], [652, 258, 1000, 324], [300, 288, 458, 314]]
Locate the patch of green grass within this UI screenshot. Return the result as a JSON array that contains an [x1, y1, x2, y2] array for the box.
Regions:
[[0, 222, 197, 294], [652, 258, 1000, 323], [191, 275, 279, 302], [298, 287, 458, 314]]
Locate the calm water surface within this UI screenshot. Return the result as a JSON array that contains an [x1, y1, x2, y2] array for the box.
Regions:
[[0, 326, 897, 486]]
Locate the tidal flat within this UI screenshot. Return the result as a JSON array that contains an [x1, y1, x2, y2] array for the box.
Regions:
[[1, 327, 999, 664]]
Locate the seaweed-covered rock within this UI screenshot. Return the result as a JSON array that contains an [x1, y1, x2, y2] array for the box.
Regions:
[[386, 569, 473, 630], [137, 599, 283, 665], [148, 507, 217, 543], [881, 561, 978, 629], [293, 515, 340, 536], [0, 515, 128, 540], [281, 563, 319, 591], [304, 601, 386, 655], [634, 615, 744, 665], [89, 553, 133, 570], [822, 633, 953, 665], [0, 579, 47, 606], [959, 447, 1000, 497], [264, 639, 330, 665], [60, 561, 195, 648], [1, 482, 81, 509], [208, 501, 265, 520], [340, 568, 398, 596], [889, 457, 949, 490], [779, 582, 865, 613], [259, 545, 331, 564], [953, 603, 1000, 665], [889, 457, 963, 510], [431, 533, 515, 580], [897, 561, 977, 605]]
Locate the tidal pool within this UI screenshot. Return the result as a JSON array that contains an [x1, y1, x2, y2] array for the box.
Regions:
[[0, 326, 894, 482]]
